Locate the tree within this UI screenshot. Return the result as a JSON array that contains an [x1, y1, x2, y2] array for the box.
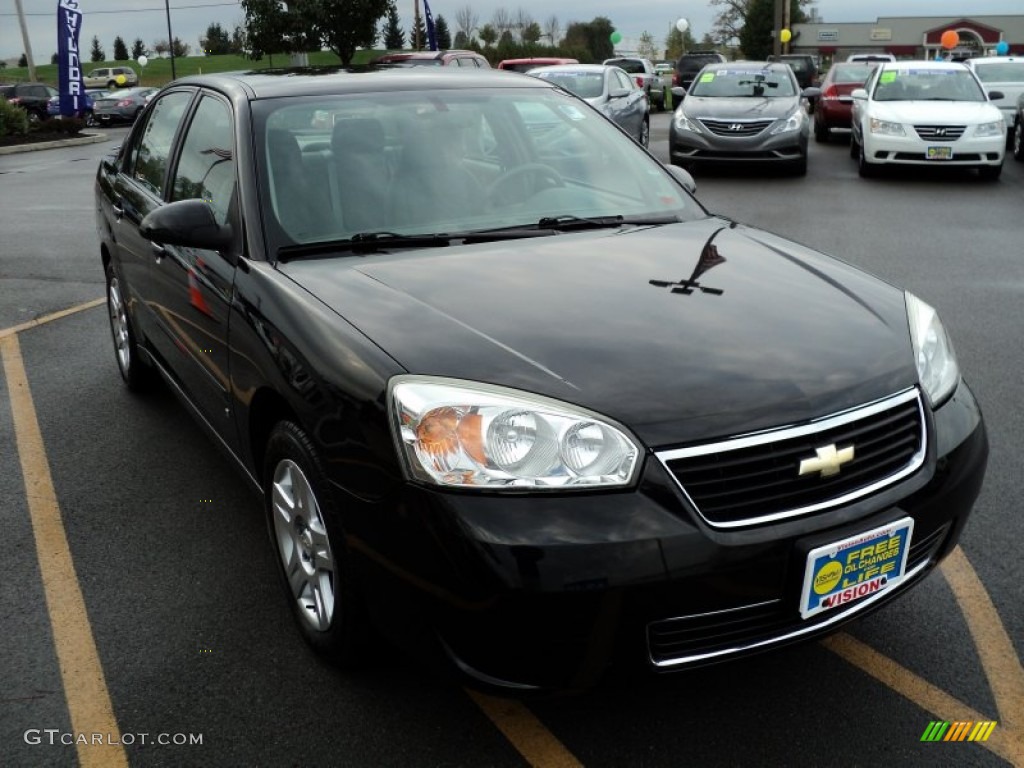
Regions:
[[382, 5, 404, 50], [412, 12, 427, 50], [513, 8, 533, 43], [521, 21, 542, 46], [153, 40, 169, 58], [50, 53, 58, 65], [454, 5, 478, 44], [304, 0, 391, 65], [478, 24, 497, 48], [18, 53, 27, 67], [542, 15, 560, 46], [202, 23, 232, 55], [171, 37, 191, 58], [230, 25, 247, 54], [491, 8, 513, 40], [453, 31, 468, 48], [665, 24, 697, 59], [711, 0, 811, 47], [113, 36, 129, 61], [131, 39, 146, 59], [90, 36, 105, 63], [738, 0, 775, 59], [636, 31, 658, 61], [563, 16, 614, 62], [435, 15, 452, 50], [241, 0, 293, 61]]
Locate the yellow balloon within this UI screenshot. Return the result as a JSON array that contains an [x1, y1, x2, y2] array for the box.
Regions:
[[780, 29, 792, 44], [115, 74, 126, 85]]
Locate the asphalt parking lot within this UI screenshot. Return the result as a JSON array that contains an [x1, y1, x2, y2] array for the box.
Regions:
[[1, 118, 1022, 767]]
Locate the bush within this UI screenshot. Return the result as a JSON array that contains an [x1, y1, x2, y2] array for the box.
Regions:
[[43, 117, 86, 135], [0, 98, 30, 136]]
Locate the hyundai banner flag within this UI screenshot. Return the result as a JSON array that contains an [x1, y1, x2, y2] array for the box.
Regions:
[[57, 0, 86, 117], [423, 0, 438, 51]]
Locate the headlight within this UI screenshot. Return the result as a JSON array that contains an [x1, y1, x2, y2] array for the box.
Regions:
[[673, 110, 702, 134], [869, 118, 905, 136], [770, 109, 805, 135], [389, 377, 641, 489], [973, 120, 1004, 138], [906, 293, 959, 407]]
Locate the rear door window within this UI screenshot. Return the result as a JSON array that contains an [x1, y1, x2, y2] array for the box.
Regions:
[[125, 90, 194, 198]]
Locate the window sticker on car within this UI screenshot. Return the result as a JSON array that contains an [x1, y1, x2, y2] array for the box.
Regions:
[[699, 72, 716, 83], [879, 71, 897, 83], [557, 104, 586, 121]]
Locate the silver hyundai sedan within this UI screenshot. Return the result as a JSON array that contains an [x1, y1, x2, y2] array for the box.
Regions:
[[669, 61, 820, 174]]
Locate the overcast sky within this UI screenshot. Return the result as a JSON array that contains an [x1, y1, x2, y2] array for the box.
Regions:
[[2, 1, 1021, 63]]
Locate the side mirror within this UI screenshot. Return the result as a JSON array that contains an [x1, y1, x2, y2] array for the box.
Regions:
[[671, 86, 687, 99], [609, 87, 630, 100], [666, 164, 697, 195], [802, 86, 822, 99], [851, 88, 868, 100], [140, 199, 233, 251], [987, 90, 1005, 101]]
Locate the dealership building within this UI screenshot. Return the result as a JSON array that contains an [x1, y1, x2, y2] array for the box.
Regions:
[[790, 15, 1024, 66]]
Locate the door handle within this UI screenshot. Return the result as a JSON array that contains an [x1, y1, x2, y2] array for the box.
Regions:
[[112, 202, 124, 218], [151, 242, 166, 261]]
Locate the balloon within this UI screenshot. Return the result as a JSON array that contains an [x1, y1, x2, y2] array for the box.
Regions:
[[137, 55, 148, 67], [676, 18, 689, 34], [115, 74, 126, 85], [996, 41, 1009, 55], [610, 31, 622, 45], [780, 29, 792, 44], [941, 30, 959, 50]]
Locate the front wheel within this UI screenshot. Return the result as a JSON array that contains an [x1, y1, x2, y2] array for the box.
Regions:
[[814, 122, 829, 143], [264, 421, 366, 662], [977, 164, 1002, 181], [639, 117, 650, 148], [1013, 121, 1024, 161], [857, 141, 877, 177], [105, 261, 154, 391]]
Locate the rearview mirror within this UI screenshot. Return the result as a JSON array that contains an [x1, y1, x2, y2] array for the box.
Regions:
[[140, 199, 233, 251]]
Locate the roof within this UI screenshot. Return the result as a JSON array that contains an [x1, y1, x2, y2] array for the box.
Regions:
[[159, 68, 553, 100], [525, 64, 616, 74]]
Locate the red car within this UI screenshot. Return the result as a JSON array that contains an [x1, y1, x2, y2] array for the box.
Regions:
[[814, 62, 878, 142], [371, 50, 490, 68]]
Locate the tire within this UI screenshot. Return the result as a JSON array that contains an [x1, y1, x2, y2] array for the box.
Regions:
[[1013, 120, 1024, 162], [85, 112, 96, 128], [857, 141, 877, 178], [791, 154, 808, 176], [849, 132, 859, 159], [264, 421, 366, 662], [814, 122, 829, 143], [977, 164, 1002, 181], [639, 117, 650, 148], [105, 261, 155, 391], [107, 80, 117, 90]]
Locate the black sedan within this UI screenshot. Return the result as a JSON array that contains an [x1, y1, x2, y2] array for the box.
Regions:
[[95, 69, 987, 691]]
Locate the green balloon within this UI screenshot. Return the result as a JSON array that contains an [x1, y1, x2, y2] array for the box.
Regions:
[[610, 31, 622, 44]]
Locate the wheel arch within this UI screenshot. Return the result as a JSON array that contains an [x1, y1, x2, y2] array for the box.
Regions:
[[247, 387, 301, 487]]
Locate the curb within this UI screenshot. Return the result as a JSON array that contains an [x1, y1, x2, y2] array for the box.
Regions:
[[0, 130, 109, 156]]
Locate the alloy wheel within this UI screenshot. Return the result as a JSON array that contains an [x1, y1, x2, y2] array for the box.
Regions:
[[107, 275, 131, 374], [271, 459, 336, 632]]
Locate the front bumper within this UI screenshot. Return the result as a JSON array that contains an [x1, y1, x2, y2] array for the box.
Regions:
[[350, 382, 987, 691], [670, 121, 807, 166], [862, 129, 1005, 167]]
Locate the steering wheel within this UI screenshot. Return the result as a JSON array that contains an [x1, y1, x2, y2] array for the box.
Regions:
[[488, 163, 565, 205]]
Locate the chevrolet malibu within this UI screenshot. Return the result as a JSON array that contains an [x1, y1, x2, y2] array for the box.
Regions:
[[850, 60, 1006, 179], [95, 69, 987, 691]]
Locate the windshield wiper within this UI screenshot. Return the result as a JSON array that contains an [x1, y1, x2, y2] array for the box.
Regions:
[[277, 231, 455, 261], [538, 213, 682, 231]]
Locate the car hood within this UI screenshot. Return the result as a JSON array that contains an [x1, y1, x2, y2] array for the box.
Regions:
[[279, 218, 918, 447], [868, 100, 1003, 124], [682, 96, 798, 120]]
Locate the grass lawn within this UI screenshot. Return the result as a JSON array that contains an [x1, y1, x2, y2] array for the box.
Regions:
[[1, 49, 385, 88]]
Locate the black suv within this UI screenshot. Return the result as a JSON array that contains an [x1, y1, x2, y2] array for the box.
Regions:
[[0, 82, 59, 122], [674, 51, 726, 91], [768, 54, 819, 89]]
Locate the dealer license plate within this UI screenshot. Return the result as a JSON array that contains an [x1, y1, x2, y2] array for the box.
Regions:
[[799, 517, 914, 619], [927, 146, 953, 160]]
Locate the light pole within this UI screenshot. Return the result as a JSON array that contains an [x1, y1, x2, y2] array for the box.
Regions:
[[13, 0, 37, 81], [164, 0, 177, 80]]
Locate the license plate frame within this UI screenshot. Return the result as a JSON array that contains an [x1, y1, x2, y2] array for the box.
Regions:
[[799, 517, 914, 619], [927, 146, 953, 160]]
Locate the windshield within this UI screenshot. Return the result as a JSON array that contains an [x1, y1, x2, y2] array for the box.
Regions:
[[254, 88, 701, 252], [973, 62, 1024, 83], [688, 69, 797, 97], [607, 60, 645, 74], [872, 68, 986, 101], [830, 64, 876, 84]]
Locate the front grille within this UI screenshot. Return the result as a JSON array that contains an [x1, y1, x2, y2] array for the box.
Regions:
[[914, 125, 965, 141], [699, 118, 774, 137], [657, 389, 926, 528], [647, 521, 949, 666]]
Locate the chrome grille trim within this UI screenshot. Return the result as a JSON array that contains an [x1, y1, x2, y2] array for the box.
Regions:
[[913, 124, 966, 141], [656, 388, 928, 529], [698, 118, 775, 137]]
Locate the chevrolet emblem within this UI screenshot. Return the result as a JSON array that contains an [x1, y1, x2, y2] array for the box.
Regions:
[[798, 444, 855, 478]]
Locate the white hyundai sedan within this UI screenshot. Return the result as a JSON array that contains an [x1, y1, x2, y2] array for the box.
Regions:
[[850, 60, 1006, 180]]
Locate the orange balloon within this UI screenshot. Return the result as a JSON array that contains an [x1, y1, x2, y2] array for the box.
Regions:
[[941, 30, 959, 50]]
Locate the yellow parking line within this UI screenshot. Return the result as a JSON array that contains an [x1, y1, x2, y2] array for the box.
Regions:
[[466, 690, 584, 768], [1, 334, 128, 768], [823, 632, 1024, 764], [0, 297, 105, 340], [941, 546, 1024, 731]]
